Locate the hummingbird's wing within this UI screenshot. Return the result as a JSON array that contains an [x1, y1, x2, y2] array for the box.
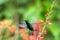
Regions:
[[18, 23, 40, 28], [32, 23, 37, 27], [18, 24, 27, 28], [32, 23, 41, 27]]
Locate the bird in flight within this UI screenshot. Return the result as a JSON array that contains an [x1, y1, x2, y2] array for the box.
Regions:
[[18, 20, 41, 31]]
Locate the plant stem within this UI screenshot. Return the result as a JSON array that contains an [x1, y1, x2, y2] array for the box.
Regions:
[[37, 0, 56, 40]]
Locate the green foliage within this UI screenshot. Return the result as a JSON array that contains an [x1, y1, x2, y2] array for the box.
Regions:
[[0, 0, 60, 40], [1, 28, 8, 40], [0, 0, 9, 5], [15, 0, 28, 4]]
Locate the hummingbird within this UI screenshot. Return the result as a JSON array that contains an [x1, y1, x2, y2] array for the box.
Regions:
[[25, 20, 34, 31], [18, 20, 41, 31]]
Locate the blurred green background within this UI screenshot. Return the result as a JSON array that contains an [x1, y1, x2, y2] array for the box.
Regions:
[[0, 0, 60, 40]]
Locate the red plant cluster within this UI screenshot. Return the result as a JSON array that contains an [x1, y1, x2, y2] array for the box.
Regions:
[[0, 19, 52, 40], [19, 20, 51, 40]]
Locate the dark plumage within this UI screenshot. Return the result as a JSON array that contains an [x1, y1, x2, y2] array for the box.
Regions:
[[25, 20, 34, 31]]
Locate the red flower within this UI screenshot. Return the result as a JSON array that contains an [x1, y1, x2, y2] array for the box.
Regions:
[[43, 30, 47, 34], [10, 25, 16, 33], [33, 31, 39, 38], [30, 36, 36, 40], [46, 21, 52, 25], [23, 34, 29, 40], [19, 28, 26, 35], [40, 36, 44, 40]]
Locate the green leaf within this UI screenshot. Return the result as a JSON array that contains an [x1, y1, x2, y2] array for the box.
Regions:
[[47, 22, 59, 36], [23, 5, 42, 23], [16, 0, 28, 4], [43, 1, 51, 10], [4, 7, 14, 18], [57, 13, 60, 19], [0, 0, 9, 5]]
